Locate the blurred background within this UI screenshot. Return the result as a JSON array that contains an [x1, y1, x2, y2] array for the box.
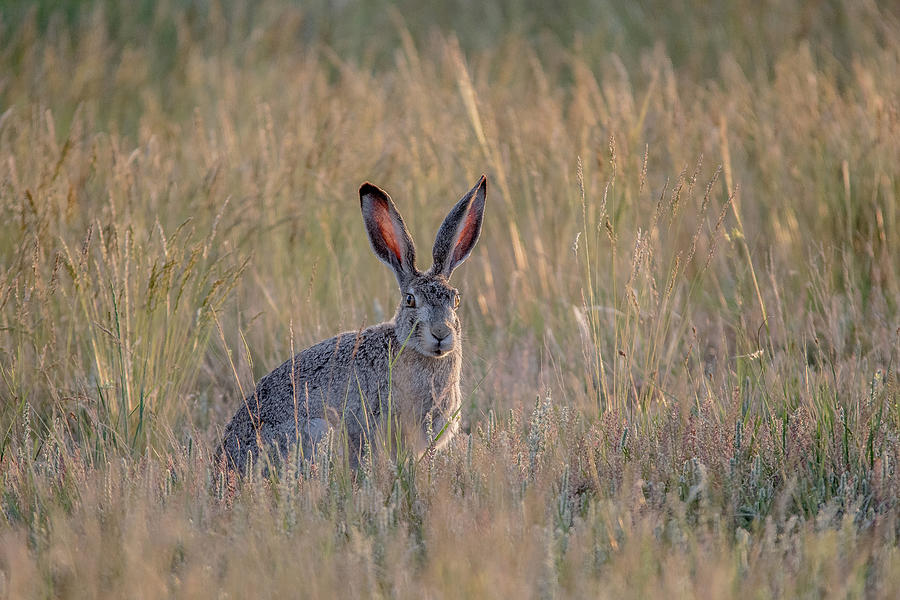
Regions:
[[1, 1, 899, 595], [3, 0, 897, 442]]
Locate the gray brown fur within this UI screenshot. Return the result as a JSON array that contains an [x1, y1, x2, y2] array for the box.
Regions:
[[218, 175, 487, 473]]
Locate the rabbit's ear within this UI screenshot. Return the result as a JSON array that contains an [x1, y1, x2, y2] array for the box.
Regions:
[[360, 182, 417, 284], [432, 175, 486, 277]]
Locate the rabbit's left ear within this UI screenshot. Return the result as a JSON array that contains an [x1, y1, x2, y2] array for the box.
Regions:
[[360, 182, 418, 285], [432, 175, 486, 277]]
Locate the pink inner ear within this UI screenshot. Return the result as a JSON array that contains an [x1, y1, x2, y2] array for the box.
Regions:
[[375, 201, 402, 262], [452, 205, 479, 264]]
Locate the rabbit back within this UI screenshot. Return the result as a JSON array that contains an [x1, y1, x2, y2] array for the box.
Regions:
[[218, 324, 396, 472]]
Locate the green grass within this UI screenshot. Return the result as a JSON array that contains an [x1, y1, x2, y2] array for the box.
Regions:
[[1, 0, 899, 597]]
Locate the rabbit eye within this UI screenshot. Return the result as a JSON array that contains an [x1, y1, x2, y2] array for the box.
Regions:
[[405, 293, 416, 308], [453, 293, 460, 308]]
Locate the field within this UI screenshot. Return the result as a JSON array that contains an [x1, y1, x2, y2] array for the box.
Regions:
[[1, 0, 899, 597]]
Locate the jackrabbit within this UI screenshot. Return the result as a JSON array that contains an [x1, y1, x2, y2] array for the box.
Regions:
[[218, 175, 487, 473]]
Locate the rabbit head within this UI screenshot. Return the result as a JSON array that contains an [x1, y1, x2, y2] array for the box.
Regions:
[[359, 175, 486, 359]]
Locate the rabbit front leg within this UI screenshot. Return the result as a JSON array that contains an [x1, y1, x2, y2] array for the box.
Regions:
[[429, 412, 459, 452], [423, 391, 461, 455]]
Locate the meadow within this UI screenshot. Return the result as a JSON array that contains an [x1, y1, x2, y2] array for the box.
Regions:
[[1, 0, 898, 597]]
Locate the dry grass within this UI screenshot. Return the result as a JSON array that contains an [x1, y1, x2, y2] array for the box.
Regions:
[[1, 0, 899, 597]]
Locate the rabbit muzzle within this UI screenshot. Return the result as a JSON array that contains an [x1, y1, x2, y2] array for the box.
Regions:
[[425, 322, 455, 356]]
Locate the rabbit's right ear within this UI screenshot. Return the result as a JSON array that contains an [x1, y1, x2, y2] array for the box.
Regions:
[[431, 175, 486, 277], [360, 182, 417, 285]]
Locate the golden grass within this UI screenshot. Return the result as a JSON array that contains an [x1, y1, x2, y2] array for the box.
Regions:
[[1, 0, 899, 597]]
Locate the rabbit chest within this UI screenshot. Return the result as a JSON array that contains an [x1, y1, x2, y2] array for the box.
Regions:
[[386, 348, 462, 426]]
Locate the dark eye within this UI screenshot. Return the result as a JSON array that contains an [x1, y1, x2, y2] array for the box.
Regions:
[[405, 293, 416, 308], [453, 293, 460, 308]]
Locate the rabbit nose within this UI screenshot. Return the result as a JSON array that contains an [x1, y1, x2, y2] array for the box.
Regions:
[[431, 324, 451, 341]]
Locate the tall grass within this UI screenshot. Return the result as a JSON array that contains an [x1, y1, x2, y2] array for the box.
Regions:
[[1, 0, 899, 597]]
